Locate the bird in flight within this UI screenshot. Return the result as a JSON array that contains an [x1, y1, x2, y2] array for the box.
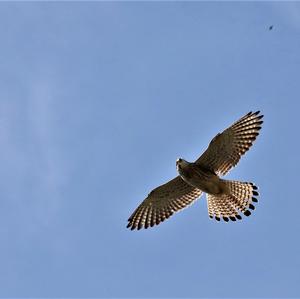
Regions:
[[269, 25, 273, 30], [127, 111, 263, 230]]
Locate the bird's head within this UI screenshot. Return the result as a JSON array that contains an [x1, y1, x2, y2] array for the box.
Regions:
[[176, 158, 188, 172]]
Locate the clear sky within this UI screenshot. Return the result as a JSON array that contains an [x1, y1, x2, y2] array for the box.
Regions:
[[0, 2, 299, 298]]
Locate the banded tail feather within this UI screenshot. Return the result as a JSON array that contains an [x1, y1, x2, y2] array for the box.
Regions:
[[207, 180, 259, 222]]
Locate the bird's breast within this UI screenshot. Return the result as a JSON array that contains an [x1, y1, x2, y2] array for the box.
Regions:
[[178, 163, 225, 195]]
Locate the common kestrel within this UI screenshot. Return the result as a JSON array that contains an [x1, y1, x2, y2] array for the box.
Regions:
[[127, 111, 263, 230]]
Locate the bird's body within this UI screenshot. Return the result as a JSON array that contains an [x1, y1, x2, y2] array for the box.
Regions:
[[127, 111, 263, 230], [177, 159, 226, 195]]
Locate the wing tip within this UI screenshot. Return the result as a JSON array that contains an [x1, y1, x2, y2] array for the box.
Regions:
[[249, 204, 255, 210], [247, 110, 264, 119], [243, 210, 251, 217]]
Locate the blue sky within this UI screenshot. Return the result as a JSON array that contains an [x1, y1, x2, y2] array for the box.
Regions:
[[0, 2, 300, 298]]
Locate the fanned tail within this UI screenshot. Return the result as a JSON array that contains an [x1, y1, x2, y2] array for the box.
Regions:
[[206, 180, 259, 222]]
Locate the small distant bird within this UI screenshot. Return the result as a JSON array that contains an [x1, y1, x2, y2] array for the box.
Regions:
[[127, 111, 264, 230], [269, 25, 273, 30]]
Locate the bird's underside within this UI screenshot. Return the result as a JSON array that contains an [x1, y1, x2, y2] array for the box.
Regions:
[[127, 111, 263, 230]]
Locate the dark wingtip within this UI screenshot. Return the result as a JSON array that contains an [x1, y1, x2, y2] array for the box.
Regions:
[[253, 191, 259, 196], [244, 210, 251, 217], [215, 216, 221, 221], [254, 110, 260, 115], [249, 204, 255, 210], [252, 197, 258, 203], [229, 216, 236, 221], [223, 217, 229, 222], [236, 214, 242, 220]]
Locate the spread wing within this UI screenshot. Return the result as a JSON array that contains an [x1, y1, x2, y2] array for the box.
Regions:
[[196, 111, 263, 176], [127, 176, 202, 230]]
